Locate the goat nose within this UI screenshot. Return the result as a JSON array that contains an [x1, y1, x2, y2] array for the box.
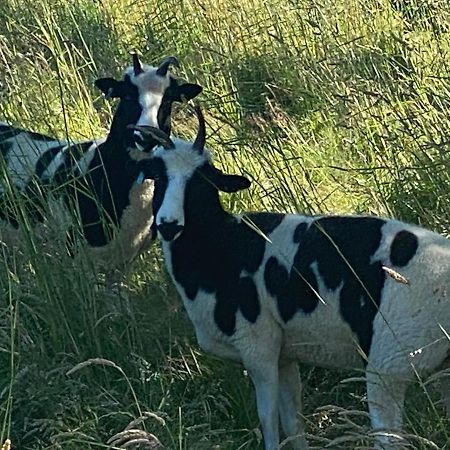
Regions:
[[157, 220, 184, 241]]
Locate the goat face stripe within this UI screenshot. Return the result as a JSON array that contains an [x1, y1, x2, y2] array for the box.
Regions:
[[102, 68, 202, 152], [124, 66, 171, 147], [151, 142, 211, 236]]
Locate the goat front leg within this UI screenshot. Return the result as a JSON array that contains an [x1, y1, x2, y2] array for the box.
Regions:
[[241, 326, 282, 450], [279, 361, 308, 449], [247, 359, 280, 450]]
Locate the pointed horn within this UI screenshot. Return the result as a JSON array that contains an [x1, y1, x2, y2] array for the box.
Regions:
[[130, 125, 175, 150], [156, 56, 180, 77], [132, 53, 144, 76], [192, 104, 205, 154]]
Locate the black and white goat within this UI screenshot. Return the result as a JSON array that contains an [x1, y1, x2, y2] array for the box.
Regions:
[[0, 54, 202, 272], [135, 106, 450, 450]]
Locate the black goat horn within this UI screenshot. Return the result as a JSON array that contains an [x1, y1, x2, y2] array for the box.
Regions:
[[132, 53, 144, 76], [130, 125, 175, 150], [192, 104, 205, 154], [156, 56, 179, 76]]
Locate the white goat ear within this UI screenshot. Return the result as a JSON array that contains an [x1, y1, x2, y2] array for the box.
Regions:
[[131, 125, 175, 150]]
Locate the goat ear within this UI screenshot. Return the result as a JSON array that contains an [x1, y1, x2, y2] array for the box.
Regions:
[[94, 78, 124, 99], [208, 169, 251, 193], [173, 83, 203, 102]]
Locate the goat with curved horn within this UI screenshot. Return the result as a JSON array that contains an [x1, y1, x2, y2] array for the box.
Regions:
[[132, 53, 144, 76], [131, 125, 175, 150], [156, 56, 180, 76], [192, 104, 206, 153]]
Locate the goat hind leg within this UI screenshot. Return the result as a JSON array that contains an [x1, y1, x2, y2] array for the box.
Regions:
[[278, 361, 308, 449], [437, 370, 450, 420], [366, 369, 408, 450]]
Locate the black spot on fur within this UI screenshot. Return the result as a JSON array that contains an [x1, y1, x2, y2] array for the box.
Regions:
[[238, 277, 260, 323], [265, 256, 289, 297], [214, 276, 260, 335], [266, 216, 386, 357], [390, 230, 418, 267], [159, 164, 283, 335], [265, 244, 319, 321]]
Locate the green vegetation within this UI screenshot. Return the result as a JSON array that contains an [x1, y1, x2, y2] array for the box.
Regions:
[[1, 0, 450, 448]]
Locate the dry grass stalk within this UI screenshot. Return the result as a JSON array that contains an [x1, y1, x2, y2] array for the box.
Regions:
[[125, 412, 166, 430], [107, 429, 162, 449], [66, 358, 121, 376], [382, 266, 410, 285]]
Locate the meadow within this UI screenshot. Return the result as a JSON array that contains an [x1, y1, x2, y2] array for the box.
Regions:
[[1, 0, 450, 448]]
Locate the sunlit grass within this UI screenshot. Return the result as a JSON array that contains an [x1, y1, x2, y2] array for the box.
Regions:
[[1, 0, 450, 448]]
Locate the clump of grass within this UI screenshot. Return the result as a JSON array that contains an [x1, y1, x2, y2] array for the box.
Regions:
[[1, 0, 450, 449]]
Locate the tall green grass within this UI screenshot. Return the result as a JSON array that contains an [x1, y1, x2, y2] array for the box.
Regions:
[[1, 0, 450, 448]]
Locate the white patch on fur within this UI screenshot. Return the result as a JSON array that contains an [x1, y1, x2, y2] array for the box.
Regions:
[[0, 132, 65, 191], [154, 142, 211, 229], [125, 65, 172, 130], [72, 138, 104, 176]]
